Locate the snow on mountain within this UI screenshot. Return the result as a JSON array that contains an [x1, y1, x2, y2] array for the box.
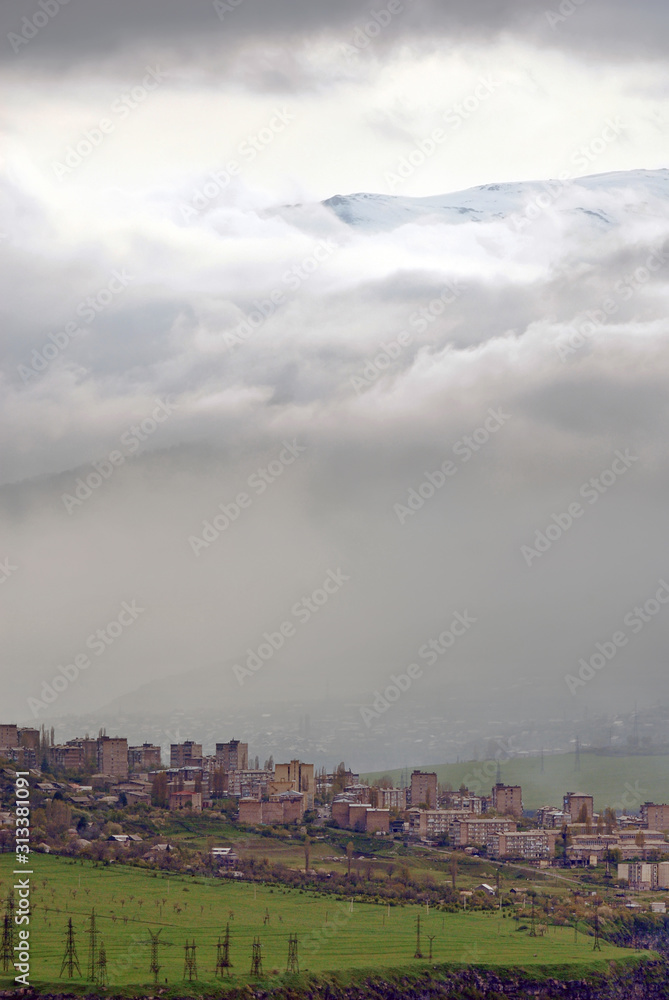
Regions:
[[316, 169, 669, 232]]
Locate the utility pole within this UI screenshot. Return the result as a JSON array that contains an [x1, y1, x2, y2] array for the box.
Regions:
[[60, 919, 82, 979], [286, 934, 299, 974], [183, 939, 197, 981], [86, 909, 99, 981], [250, 937, 263, 977], [414, 913, 423, 958], [96, 940, 108, 987], [216, 924, 232, 977], [593, 909, 601, 951], [427, 935, 435, 961], [149, 929, 162, 985], [1, 915, 12, 972]]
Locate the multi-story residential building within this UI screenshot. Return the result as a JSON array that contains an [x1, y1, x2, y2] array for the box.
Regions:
[[407, 808, 475, 839], [215, 740, 249, 772], [410, 771, 438, 809], [443, 790, 483, 813], [569, 829, 666, 863], [48, 744, 85, 769], [536, 806, 571, 829], [97, 737, 129, 779], [489, 830, 556, 860], [568, 834, 618, 863], [377, 787, 407, 811], [238, 791, 305, 826], [641, 803, 669, 831], [0, 725, 19, 750], [452, 817, 517, 847], [563, 792, 594, 823], [274, 760, 315, 809], [129, 744, 162, 771], [226, 769, 273, 799], [18, 728, 40, 752], [343, 784, 373, 804], [330, 799, 389, 833], [491, 783, 523, 817], [617, 862, 669, 889], [170, 741, 203, 768]]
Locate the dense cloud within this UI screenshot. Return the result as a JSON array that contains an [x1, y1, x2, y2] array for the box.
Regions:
[[1, 2, 667, 751], [1, 169, 669, 727], [0, 0, 668, 76]]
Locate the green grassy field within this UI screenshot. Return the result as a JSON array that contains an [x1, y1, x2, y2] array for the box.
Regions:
[[364, 752, 669, 812], [0, 855, 646, 991]]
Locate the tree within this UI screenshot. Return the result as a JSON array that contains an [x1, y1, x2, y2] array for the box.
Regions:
[[212, 768, 226, 798], [346, 841, 353, 878], [603, 807, 617, 835], [151, 772, 168, 808], [304, 835, 311, 873], [577, 804, 589, 826]]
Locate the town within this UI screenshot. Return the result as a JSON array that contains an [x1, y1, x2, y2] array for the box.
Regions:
[[1, 722, 667, 897]]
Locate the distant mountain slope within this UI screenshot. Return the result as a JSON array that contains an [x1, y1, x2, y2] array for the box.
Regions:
[[313, 168, 669, 231]]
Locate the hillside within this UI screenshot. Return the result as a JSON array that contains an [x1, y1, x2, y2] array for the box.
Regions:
[[364, 752, 669, 813]]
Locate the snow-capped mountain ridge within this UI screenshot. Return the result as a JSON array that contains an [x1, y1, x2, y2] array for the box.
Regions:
[[319, 168, 669, 231]]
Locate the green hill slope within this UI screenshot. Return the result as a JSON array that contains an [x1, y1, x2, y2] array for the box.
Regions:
[[364, 752, 669, 813]]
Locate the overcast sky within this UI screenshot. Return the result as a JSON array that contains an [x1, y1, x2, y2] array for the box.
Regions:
[[1, 1, 668, 739]]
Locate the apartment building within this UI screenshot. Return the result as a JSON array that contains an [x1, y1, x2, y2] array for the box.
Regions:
[[491, 783, 523, 817], [215, 739, 249, 772], [97, 737, 129, 779], [129, 744, 162, 770], [170, 741, 203, 768], [410, 771, 438, 809], [377, 786, 407, 811], [452, 817, 517, 847], [641, 803, 669, 831], [330, 798, 389, 833], [489, 830, 556, 860], [536, 806, 571, 828], [274, 760, 315, 809], [618, 862, 669, 889], [407, 808, 476, 839], [563, 792, 594, 823]]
